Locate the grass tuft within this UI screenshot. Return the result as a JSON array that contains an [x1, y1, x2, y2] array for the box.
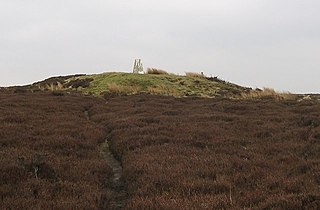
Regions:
[[241, 87, 298, 101], [147, 85, 181, 96], [185, 72, 205, 78], [147, 68, 169, 75], [107, 83, 142, 95]]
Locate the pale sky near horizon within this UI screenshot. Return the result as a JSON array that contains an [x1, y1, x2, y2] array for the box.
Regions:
[[1, 0, 319, 93]]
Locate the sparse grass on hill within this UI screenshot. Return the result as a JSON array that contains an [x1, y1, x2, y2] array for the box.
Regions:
[[185, 72, 205, 78], [18, 71, 309, 101], [107, 83, 142, 95], [147, 68, 169, 75], [29, 72, 251, 98], [241, 87, 298, 101]]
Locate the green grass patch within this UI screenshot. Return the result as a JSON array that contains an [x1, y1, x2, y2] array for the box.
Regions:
[[31, 72, 251, 98]]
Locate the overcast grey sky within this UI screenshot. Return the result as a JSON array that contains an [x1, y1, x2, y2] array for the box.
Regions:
[[1, 0, 319, 93]]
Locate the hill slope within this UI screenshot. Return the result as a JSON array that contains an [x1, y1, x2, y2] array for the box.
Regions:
[[27, 72, 252, 98]]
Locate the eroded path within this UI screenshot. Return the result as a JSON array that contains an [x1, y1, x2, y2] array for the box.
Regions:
[[99, 139, 126, 209], [85, 109, 126, 209]]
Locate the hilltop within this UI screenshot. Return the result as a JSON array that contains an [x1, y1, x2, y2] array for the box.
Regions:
[[27, 71, 253, 98], [3, 71, 317, 101]]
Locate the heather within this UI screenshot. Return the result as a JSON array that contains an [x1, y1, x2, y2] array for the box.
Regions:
[[0, 92, 113, 209], [1, 91, 319, 209], [92, 95, 320, 209]]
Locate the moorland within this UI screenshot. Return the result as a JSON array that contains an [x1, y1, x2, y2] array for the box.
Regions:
[[1, 71, 319, 209]]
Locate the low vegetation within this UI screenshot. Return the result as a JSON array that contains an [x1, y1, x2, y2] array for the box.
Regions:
[[15, 71, 305, 102], [147, 68, 169, 75], [24, 72, 252, 98], [241, 87, 298, 101], [185, 71, 205, 78], [91, 94, 320, 209], [0, 92, 113, 209], [107, 83, 142, 96], [1, 72, 319, 209]]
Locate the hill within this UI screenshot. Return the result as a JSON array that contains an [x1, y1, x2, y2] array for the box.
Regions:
[[24, 72, 253, 98], [2, 71, 310, 101], [0, 72, 319, 209]]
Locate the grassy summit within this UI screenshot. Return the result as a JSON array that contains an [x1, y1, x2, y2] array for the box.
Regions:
[[6, 70, 300, 100], [29, 71, 251, 98]]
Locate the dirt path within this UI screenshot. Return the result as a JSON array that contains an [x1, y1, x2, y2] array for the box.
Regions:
[[85, 110, 126, 209], [99, 138, 126, 209]]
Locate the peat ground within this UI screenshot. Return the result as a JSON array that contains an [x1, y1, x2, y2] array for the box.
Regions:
[[1, 91, 320, 209]]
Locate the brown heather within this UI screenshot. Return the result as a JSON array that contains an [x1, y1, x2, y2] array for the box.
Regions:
[[0, 92, 113, 209], [1, 89, 320, 209], [94, 94, 320, 209]]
